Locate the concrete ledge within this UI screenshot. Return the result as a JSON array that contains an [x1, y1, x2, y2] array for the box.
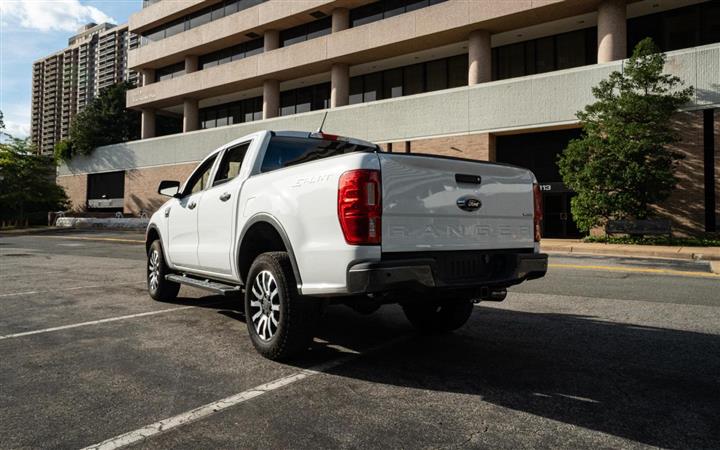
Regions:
[[55, 218, 149, 230]]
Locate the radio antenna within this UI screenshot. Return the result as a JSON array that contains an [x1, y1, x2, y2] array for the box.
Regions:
[[315, 111, 329, 133]]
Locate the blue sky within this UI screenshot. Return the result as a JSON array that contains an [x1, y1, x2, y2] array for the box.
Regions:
[[1, 0, 141, 138]]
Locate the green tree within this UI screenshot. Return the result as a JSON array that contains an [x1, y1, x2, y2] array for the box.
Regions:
[[60, 81, 140, 160], [0, 112, 69, 226], [557, 38, 693, 232]]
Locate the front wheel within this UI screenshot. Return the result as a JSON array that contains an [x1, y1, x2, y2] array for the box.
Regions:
[[402, 298, 474, 333], [147, 240, 180, 301], [244, 252, 320, 361]]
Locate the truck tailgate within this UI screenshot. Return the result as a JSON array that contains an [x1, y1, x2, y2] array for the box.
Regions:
[[379, 153, 535, 252]]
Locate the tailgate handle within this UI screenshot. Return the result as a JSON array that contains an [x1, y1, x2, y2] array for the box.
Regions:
[[455, 174, 482, 184]]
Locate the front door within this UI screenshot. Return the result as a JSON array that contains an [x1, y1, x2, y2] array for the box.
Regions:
[[542, 192, 581, 238], [168, 154, 217, 269], [197, 143, 250, 275]]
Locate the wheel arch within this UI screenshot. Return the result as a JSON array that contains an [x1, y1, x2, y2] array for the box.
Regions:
[[237, 214, 303, 289]]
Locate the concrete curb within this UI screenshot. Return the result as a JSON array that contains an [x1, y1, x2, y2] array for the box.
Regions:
[[542, 241, 720, 273], [55, 217, 149, 230]]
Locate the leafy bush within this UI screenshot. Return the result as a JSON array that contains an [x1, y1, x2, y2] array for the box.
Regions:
[[557, 38, 694, 232]]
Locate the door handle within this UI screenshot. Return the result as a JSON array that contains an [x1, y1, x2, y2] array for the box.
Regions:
[[188, 201, 197, 210], [220, 192, 231, 202]]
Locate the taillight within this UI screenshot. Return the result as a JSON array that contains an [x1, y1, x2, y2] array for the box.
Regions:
[[533, 183, 543, 242], [338, 169, 382, 245]]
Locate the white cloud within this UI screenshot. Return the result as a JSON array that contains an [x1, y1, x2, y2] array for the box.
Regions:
[[2, 120, 31, 139], [1, 0, 116, 33]]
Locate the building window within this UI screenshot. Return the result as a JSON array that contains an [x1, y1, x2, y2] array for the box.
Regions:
[[279, 83, 330, 116], [155, 62, 185, 81], [350, 0, 447, 28], [200, 96, 262, 129], [492, 27, 597, 81], [349, 53, 467, 105], [280, 16, 331, 47], [140, 0, 268, 46], [199, 38, 263, 70], [627, 2, 720, 53]]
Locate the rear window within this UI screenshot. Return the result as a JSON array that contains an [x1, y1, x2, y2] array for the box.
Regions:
[[260, 136, 376, 173]]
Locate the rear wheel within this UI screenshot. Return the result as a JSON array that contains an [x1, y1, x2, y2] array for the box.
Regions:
[[244, 252, 320, 360], [147, 240, 180, 301], [402, 298, 474, 333]]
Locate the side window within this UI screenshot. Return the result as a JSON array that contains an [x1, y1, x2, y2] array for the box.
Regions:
[[184, 154, 217, 196], [213, 143, 250, 186]]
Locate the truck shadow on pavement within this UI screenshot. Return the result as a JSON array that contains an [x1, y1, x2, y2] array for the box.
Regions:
[[163, 296, 719, 449]]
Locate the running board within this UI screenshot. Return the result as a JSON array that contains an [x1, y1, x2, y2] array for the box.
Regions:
[[165, 274, 242, 296]]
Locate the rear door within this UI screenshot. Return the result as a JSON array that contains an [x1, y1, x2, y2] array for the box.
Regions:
[[379, 153, 535, 252], [168, 154, 217, 269], [196, 142, 251, 275]]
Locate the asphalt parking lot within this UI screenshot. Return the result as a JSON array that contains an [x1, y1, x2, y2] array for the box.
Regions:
[[1, 230, 719, 449]]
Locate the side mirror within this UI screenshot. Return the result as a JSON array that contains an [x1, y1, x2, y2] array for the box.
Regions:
[[158, 180, 181, 198]]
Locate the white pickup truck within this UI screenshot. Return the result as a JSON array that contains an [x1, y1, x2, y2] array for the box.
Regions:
[[146, 130, 547, 360]]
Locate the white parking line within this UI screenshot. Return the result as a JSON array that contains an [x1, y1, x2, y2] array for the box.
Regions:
[[0, 306, 194, 340], [82, 336, 409, 450], [0, 281, 144, 298]]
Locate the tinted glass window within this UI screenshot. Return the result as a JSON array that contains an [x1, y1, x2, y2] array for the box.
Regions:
[[261, 137, 375, 173], [186, 155, 217, 195], [556, 30, 586, 70], [364, 72, 382, 102], [214, 143, 250, 185], [383, 68, 403, 98], [426, 59, 447, 92], [349, 77, 363, 104], [404, 63, 424, 95]]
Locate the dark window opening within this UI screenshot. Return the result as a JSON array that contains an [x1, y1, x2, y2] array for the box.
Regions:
[[627, 2, 720, 53], [279, 83, 330, 116], [350, 0, 447, 28], [140, 0, 267, 46], [199, 38, 263, 70], [260, 136, 375, 173], [349, 53, 467, 104], [87, 171, 125, 211], [492, 27, 597, 81], [200, 96, 262, 130], [280, 16, 331, 47], [155, 62, 185, 82]]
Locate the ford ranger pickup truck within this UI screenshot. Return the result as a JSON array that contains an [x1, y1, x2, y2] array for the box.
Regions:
[[146, 130, 547, 360]]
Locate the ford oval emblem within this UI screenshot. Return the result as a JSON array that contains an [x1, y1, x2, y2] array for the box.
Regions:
[[457, 196, 482, 212]]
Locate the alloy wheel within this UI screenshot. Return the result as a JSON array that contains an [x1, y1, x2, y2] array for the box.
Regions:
[[249, 270, 280, 341]]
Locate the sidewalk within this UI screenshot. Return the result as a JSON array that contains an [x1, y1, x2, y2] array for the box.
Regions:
[[542, 239, 720, 273]]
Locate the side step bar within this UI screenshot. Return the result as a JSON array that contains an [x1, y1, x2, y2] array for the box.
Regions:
[[165, 274, 242, 296]]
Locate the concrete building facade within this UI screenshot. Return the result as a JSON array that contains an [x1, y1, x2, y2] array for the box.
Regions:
[[57, 0, 720, 236], [31, 23, 139, 155]]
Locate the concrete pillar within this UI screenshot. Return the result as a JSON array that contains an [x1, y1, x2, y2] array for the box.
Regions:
[[468, 30, 491, 85], [331, 63, 349, 108], [264, 30, 279, 52], [185, 55, 199, 73], [141, 108, 156, 139], [141, 68, 155, 86], [183, 98, 199, 132], [332, 8, 349, 32], [263, 79, 279, 119], [597, 0, 627, 63]]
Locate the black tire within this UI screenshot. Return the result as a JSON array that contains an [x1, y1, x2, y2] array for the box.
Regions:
[[402, 298, 474, 333], [147, 240, 180, 301], [244, 252, 320, 361]]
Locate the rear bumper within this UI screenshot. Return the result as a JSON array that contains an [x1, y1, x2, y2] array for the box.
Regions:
[[347, 251, 547, 294]]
